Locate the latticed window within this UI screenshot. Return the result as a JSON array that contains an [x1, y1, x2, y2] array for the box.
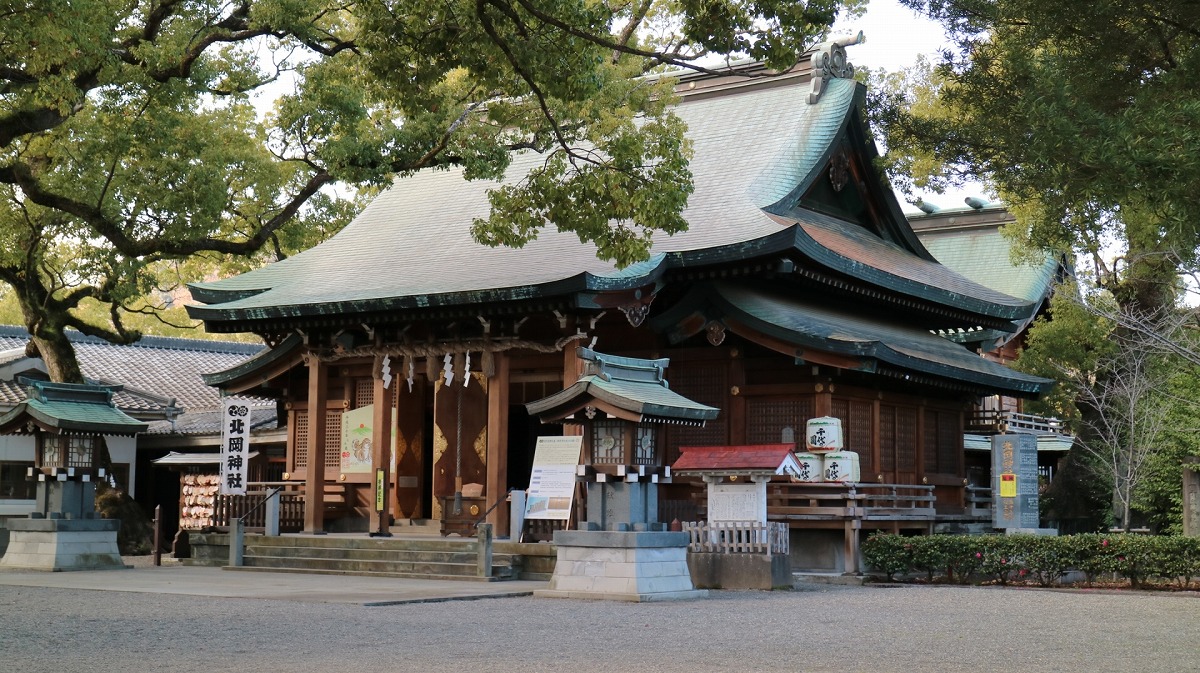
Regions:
[[354, 379, 374, 408], [38, 435, 97, 469], [289, 408, 343, 470], [293, 410, 309, 469], [633, 425, 657, 465], [592, 420, 624, 464]]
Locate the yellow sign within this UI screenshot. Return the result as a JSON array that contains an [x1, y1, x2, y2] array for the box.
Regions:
[[375, 468, 386, 512], [999, 472, 1017, 498]]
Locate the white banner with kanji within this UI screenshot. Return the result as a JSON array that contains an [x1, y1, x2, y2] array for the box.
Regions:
[[219, 398, 251, 495]]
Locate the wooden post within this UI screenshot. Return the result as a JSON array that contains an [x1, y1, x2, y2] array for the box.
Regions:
[[152, 505, 162, 567], [372, 354, 394, 536], [562, 344, 584, 438], [486, 351, 510, 535], [303, 352, 328, 534], [1184, 457, 1200, 537], [729, 351, 746, 444]]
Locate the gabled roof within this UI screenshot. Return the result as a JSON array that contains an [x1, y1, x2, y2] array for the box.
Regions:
[[526, 348, 719, 425], [0, 380, 147, 436], [188, 55, 1037, 332]]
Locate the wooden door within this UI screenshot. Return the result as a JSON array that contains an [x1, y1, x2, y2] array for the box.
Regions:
[[393, 375, 426, 519], [431, 373, 488, 520]]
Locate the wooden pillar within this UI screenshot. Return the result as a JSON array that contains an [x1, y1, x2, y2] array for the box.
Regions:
[[815, 381, 832, 417], [372, 355, 394, 536], [915, 401, 926, 483], [871, 398, 881, 483], [486, 351, 510, 535], [729, 349, 746, 445], [303, 353, 328, 534], [562, 344, 584, 437]]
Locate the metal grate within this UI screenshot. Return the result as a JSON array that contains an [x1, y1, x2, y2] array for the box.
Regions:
[[355, 379, 374, 408]]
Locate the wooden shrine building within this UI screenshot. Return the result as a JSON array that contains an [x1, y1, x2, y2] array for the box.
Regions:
[[188, 42, 1053, 557]]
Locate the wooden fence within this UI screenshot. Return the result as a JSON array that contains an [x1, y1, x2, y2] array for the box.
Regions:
[[681, 521, 789, 555], [213, 490, 305, 533]]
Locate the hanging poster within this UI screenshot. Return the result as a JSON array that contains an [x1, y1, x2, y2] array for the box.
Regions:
[[341, 404, 399, 474], [219, 398, 251, 496], [523, 436, 582, 521]]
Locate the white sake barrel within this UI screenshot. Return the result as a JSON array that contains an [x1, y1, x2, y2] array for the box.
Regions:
[[822, 452, 860, 483], [793, 452, 824, 482], [805, 417, 843, 453]]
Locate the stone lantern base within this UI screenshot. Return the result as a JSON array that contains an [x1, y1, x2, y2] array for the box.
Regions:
[[535, 530, 707, 602], [0, 517, 126, 572]]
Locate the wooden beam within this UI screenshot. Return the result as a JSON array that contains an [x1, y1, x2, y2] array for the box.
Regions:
[[303, 352, 328, 534], [486, 351, 510, 535]]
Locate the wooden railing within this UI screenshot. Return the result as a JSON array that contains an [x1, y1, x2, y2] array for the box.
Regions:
[[764, 482, 937, 523], [682, 521, 789, 555], [967, 410, 1069, 436], [966, 485, 993, 518], [213, 489, 304, 533]]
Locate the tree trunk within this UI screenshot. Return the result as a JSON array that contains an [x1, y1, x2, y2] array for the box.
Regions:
[[25, 326, 85, 383]]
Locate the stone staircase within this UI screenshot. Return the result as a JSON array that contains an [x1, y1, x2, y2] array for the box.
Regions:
[[234, 534, 515, 581]]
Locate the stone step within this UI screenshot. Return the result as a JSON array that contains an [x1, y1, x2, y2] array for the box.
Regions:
[[242, 544, 516, 565], [223, 565, 514, 582], [242, 535, 483, 553], [240, 554, 515, 580]]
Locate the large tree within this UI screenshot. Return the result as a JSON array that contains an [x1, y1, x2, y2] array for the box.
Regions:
[[871, 0, 1200, 315], [1, 0, 863, 382]]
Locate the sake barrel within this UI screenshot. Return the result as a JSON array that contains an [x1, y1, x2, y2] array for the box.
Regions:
[[805, 417, 843, 453], [822, 451, 860, 483], [792, 452, 824, 483]]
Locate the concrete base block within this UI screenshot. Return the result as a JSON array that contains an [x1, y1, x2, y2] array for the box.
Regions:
[[0, 518, 126, 572], [536, 530, 706, 602], [687, 552, 792, 590]]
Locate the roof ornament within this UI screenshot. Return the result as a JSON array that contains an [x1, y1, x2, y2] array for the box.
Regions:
[[808, 32, 863, 105]]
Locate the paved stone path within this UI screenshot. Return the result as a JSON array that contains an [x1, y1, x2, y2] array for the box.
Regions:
[[1, 568, 1197, 673]]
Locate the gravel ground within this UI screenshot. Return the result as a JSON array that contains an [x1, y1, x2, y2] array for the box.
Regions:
[[2, 582, 1197, 673]]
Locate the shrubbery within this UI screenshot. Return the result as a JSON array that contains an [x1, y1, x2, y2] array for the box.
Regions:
[[861, 533, 1200, 589]]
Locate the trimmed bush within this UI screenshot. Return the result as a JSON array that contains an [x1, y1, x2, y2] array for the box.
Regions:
[[861, 532, 1200, 590]]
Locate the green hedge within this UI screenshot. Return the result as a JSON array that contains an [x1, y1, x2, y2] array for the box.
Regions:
[[861, 533, 1200, 589]]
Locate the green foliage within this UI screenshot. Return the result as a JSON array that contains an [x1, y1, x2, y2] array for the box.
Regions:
[[872, 0, 1200, 313], [862, 533, 1200, 590], [1, 0, 863, 380]]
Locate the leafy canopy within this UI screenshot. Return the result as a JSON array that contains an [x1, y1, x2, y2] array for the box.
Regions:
[[0, 0, 864, 380]]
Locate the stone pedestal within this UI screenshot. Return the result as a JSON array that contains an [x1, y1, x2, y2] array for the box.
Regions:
[[687, 552, 792, 590], [535, 531, 707, 602], [0, 518, 126, 571]]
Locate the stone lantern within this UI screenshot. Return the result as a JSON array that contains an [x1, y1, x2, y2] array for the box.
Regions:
[[0, 380, 146, 571], [526, 348, 718, 601]]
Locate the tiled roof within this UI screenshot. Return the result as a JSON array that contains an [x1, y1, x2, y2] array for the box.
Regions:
[[678, 282, 1053, 396], [0, 381, 148, 436], [914, 213, 1058, 304], [0, 327, 272, 434], [673, 444, 797, 472], [144, 403, 279, 436]]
